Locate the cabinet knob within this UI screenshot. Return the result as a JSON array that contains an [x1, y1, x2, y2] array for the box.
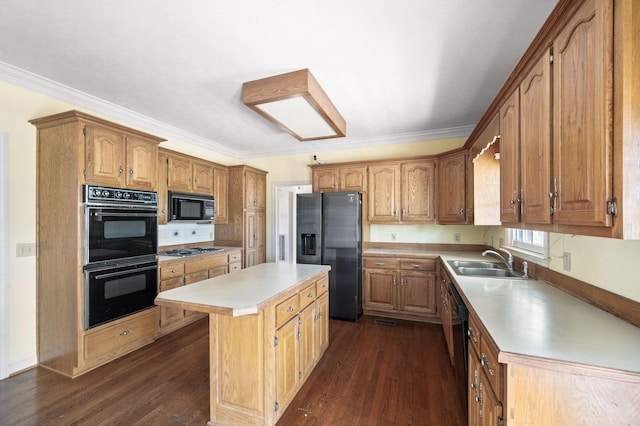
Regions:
[[129, 168, 134, 176], [119, 330, 130, 336], [118, 166, 123, 176]]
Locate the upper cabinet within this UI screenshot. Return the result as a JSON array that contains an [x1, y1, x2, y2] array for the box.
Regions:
[[368, 160, 436, 224], [467, 0, 638, 238], [167, 154, 214, 195], [84, 123, 159, 191], [213, 166, 228, 224], [311, 164, 367, 193], [437, 151, 467, 224], [551, 0, 612, 228]]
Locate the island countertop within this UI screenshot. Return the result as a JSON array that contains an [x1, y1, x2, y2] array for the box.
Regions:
[[155, 262, 331, 316]]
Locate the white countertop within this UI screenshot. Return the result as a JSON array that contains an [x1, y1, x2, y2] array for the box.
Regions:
[[364, 248, 640, 375], [155, 262, 330, 316]]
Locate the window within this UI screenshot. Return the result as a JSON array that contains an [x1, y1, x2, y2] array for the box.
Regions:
[[505, 228, 549, 265]]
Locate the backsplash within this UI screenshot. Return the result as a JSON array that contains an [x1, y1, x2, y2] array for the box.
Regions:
[[158, 222, 215, 247], [370, 224, 489, 244]]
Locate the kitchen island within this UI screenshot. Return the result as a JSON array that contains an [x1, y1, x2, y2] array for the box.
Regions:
[[155, 262, 331, 426]]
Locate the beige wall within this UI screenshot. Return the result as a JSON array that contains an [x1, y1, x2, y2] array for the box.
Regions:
[[2, 80, 639, 375]]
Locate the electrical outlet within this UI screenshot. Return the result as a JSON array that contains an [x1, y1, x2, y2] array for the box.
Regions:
[[563, 251, 571, 271], [16, 242, 36, 257], [391, 233, 397, 241], [454, 233, 461, 242]]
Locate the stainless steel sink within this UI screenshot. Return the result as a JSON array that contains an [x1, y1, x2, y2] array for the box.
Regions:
[[447, 260, 503, 269], [446, 260, 529, 279]]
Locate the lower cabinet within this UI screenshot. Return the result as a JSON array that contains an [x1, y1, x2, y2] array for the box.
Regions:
[[363, 255, 437, 321], [158, 249, 242, 335], [439, 264, 455, 366], [468, 313, 504, 426]]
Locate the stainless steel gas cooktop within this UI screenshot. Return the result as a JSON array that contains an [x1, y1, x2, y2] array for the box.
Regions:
[[162, 247, 223, 257]]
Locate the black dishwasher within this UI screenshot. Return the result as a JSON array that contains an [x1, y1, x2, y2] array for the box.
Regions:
[[447, 282, 469, 410]]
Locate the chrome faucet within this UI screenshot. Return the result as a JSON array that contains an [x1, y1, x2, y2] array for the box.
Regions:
[[482, 247, 514, 271]]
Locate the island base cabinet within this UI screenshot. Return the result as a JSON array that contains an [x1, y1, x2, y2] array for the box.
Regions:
[[206, 272, 330, 426], [505, 362, 640, 425]]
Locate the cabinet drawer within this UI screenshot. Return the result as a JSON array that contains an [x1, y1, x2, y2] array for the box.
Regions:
[[229, 250, 242, 263], [229, 261, 242, 272], [363, 257, 398, 269], [160, 262, 185, 280], [185, 254, 226, 274], [468, 314, 481, 356], [209, 265, 227, 278], [276, 294, 299, 328], [316, 275, 329, 296], [299, 282, 317, 309], [84, 309, 156, 361], [399, 258, 435, 271]]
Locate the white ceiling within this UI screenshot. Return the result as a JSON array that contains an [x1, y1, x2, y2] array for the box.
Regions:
[[0, 0, 557, 159]]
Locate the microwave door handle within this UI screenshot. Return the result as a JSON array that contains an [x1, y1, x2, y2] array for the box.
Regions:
[[94, 265, 158, 280], [92, 212, 157, 218]]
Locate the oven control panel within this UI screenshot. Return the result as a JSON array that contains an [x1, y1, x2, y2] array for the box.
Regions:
[[84, 185, 158, 205]]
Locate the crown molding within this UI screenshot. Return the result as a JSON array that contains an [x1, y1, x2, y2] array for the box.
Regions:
[[1, 60, 472, 160]]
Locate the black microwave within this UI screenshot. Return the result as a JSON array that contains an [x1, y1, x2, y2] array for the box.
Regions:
[[169, 191, 215, 222]]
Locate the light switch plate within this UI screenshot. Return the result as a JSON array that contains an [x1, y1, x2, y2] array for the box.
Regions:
[[563, 252, 571, 271], [16, 242, 36, 257]]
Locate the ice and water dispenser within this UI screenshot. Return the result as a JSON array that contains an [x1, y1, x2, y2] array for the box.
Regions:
[[300, 233, 317, 256]]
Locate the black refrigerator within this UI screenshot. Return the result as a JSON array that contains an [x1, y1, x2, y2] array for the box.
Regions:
[[296, 192, 362, 321]]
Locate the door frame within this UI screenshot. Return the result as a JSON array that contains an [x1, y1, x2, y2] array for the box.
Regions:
[[0, 132, 9, 379], [271, 181, 311, 264]]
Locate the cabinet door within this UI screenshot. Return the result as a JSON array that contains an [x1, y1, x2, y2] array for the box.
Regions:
[[401, 161, 436, 223], [158, 277, 184, 330], [167, 156, 193, 191], [340, 166, 367, 192], [84, 124, 126, 187], [520, 50, 552, 224], [157, 152, 169, 224], [363, 269, 397, 312], [468, 348, 481, 426], [399, 271, 436, 316], [299, 304, 316, 382], [255, 172, 267, 210], [368, 164, 401, 222], [245, 170, 266, 210], [315, 291, 329, 357], [245, 211, 258, 268], [479, 380, 503, 426], [192, 161, 213, 194], [552, 0, 613, 227], [313, 168, 340, 192], [499, 88, 521, 224], [276, 317, 300, 412], [256, 211, 266, 265], [213, 166, 228, 224], [124, 136, 157, 190], [437, 152, 467, 223]]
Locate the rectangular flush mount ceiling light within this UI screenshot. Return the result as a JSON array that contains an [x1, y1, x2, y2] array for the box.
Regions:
[[242, 69, 346, 141]]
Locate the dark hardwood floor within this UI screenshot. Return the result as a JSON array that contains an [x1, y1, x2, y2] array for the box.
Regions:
[[0, 316, 466, 425]]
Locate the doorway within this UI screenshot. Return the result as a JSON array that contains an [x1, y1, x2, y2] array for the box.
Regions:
[[273, 182, 311, 263]]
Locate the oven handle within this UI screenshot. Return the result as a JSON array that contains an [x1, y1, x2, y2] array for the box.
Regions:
[[91, 211, 157, 218], [94, 265, 157, 280]]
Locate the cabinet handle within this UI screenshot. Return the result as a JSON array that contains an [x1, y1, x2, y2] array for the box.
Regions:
[[400, 278, 405, 286], [119, 330, 130, 336], [307, 292, 314, 298], [459, 208, 464, 215], [481, 353, 495, 376], [170, 269, 176, 273], [401, 208, 406, 217], [286, 305, 294, 313], [468, 328, 478, 343], [393, 276, 397, 286], [412, 264, 420, 269], [375, 262, 385, 266], [129, 168, 134, 176], [393, 208, 397, 216], [118, 166, 123, 176]]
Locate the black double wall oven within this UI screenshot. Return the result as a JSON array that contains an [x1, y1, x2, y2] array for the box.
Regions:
[[83, 185, 158, 329]]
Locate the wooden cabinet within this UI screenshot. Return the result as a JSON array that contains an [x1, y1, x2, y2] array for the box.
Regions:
[[213, 166, 228, 224], [275, 315, 300, 411], [437, 151, 468, 224], [167, 154, 214, 195], [311, 164, 367, 193], [363, 255, 437, 321], [215, 165, 268, 268], [468, 313, 504, 426], [438, 263, 455, 365], [157, 151, 169, 224], [84, 123, 159, 191], [157, 250, 242, 336], [368, 160, 436, 223], [499, 88, 521, 224], [552, 0, 612, 228], [31, 110, 164, 378]]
